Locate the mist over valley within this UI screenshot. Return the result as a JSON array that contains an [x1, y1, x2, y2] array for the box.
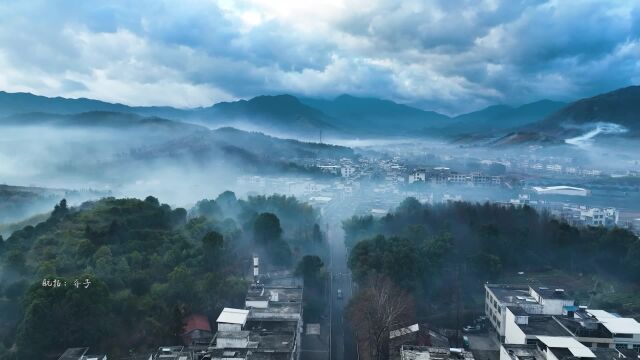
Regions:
[[1, 2, 639, 359]]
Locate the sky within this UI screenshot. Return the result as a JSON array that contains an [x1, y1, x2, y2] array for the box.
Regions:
[[0, 0, 638, 114]]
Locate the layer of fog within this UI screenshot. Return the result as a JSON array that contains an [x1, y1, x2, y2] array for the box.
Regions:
[[2, 118, 640, 229], [565, 122, 629, 147], [0, 124, 266, 222]]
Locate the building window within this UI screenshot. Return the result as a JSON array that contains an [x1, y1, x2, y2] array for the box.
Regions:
[[615, 334, 633, 338], [615, 343, 628, 350], [596, 343, 609, 348], [632, 344, 640, 352], [581, 342, 592, 348]]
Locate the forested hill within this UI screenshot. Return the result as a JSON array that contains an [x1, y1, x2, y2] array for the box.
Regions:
[[345, 198, 640, 316], [0, 193, 326, 359]]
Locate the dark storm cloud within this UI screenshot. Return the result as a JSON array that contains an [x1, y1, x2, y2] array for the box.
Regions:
[[0, 0, 637, 113]]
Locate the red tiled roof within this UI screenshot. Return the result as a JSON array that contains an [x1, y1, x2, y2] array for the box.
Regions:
[[182, 314, 212, 334]]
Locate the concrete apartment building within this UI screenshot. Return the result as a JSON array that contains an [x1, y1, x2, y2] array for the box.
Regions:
[[211, 271, 304, 360], [488, 284, 640, 353], [400, 345, 475, 360], [502, 303, 640, 352], [485, 284, 575, 340], [499, 337, 636, 360]]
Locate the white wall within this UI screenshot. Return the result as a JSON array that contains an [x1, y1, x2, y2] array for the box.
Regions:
[[217, 336, 248, 348], [504, 308, 527, 344], [540, 299, 574, 315], [499, 345, 513, 360], [218, 323, 242, 332], [245, 300, 269, 309]]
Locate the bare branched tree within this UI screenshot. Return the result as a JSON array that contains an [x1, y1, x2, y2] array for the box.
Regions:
[[347, 274, 415, 360]]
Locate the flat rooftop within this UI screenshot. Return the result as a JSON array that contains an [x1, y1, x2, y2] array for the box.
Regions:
[[246, 351, 292, 360], [250, 332, 296, 351], [487, 284, 573, 306], [248, 303, 302, 321], [557, 317, 609, 338], [486, 284, 536, 305], [536, 336, 595, 358], [217, 331, 251, 340], [507, 306, 529, 316], [400, 346, 474, 360], [247, 286, 302, 303], [245, 320, 298, 333], [217, 308, 250, 325], [209, 348, 249, 359], [590, 348, 629, 360], [587, 310, 640, 335], [533, 287, 571, 300], [264, 287, 303, 303], [256, 272, 302, 287], [501, 344, 545, 360], [516, 316, 572, 337], [57, 348, 89, 360]]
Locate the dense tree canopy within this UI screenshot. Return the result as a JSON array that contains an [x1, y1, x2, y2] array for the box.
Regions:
[[295, 255, 326, 322], [0, 192, 327, 359], [253, 212, 283, 244], [346, 198, 640, 282], [345, 198, 640, 327]]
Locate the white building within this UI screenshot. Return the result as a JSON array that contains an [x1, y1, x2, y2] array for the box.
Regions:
[[401, 346, 474, 360], [409, 169, 426, 184], [500, 341, 631, 360], [502, 304, 640, 352], [216, 331, 250, 348], [485, 285, 575, 341], [580, 208, 619, 227], [582, 309, 640, 351], [216, 308, 249, 332], [532, 186, 590, 197], [341, 165, 356, 178]]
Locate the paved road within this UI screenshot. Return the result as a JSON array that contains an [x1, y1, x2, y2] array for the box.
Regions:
[[327, 220, 357, 360]]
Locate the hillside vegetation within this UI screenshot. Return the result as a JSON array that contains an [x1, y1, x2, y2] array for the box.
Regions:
[[0, 193, 326, 359], [345, 199, 640, 320]]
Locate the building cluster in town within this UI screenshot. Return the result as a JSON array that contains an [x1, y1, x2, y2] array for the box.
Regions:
[[57, 256, 303, 360], [508, 195, 623, 228], [485, 284, 640, 360], [236, 168, 640, 236]]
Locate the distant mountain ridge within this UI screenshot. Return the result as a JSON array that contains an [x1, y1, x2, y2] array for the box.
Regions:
[[535, 86, 640, 132], [491, 85, 640, 146], [198, 94, 337, 135], [0, 91, 190, 119], [0, 111, 208, 141], [0, 89, 605, 140], [440, 99, 567, 135], [299, 94, 449, 135]]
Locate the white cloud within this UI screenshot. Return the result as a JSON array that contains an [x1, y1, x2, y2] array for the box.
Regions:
[[0, 0, 638, 113]]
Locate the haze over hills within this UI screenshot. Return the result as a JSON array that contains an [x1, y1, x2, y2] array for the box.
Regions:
[[535, 86, 640, 133], [0, 109, 353, 197], [440, 99, 567, 136], [129, 126, 355, 169], [1, 111, 206, 133], [0, 90, 564, 139], [492, 86, 640, 146], [299, 94, 449, 135], [0, 91, 190, 119], [198, 94, 338, 136], [2, 86, 639, 144]]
